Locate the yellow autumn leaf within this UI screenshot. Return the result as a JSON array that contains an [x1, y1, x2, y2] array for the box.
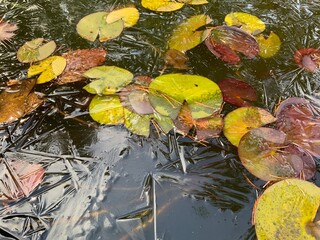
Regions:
[[106, 7, 140, 27], [225, 12, 265, 35], [256, 32, 281, 58], [141, 0, 184, 12], [168, 15, 212, 52], [254, 179, 320, 240], [178, 0, 208, 4], [28, 56, 67, 84]]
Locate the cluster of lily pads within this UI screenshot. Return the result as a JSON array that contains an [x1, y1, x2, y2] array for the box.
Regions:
[[1, 2, 320, 240]]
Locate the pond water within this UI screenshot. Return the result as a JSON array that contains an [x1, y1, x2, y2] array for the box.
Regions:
[[0, 0, 319, 239]]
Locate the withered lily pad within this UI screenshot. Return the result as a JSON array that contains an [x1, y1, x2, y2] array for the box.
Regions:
[[83, 66, 133, 95], [56, 48, 106, 85], [254, 179, 320, 240], [238, 127, 316, 181], [164, 49, 189, 70], [223, 106, 276, 146], [0, 19, 18, 41], [0, 79, 43, 124], [168, 15, 212, 52], [17, 38, 56, 63], [225, 12, 265, 35], [294, 48, 320, 72], [149, 73, 223, 120], [218, 78, 257, 106]]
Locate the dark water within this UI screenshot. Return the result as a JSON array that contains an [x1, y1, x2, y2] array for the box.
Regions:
[[0, 0, 319, 239]]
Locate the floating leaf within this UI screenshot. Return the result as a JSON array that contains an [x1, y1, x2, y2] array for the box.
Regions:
[[218, 78, 257, 106], [76, 12, 124, 42], [141, 0, 184, 12], [0, 158, 45, 201], [153, 112, 174, 134], [57, 48, 106, 85], [106, 7, 139, 27], [225, 12, 265, 35], [0, 19, 18, 41], [149, 73, 223, 120], [83, 66, 133, 95], [256, 32, 281, 58], [294, 48, 320, 72], [124, 108, 151, 136], [0, 79, 43, 124], [254, 179, 320, 240], [168, 15, 212, 52], [178, 0, 208, 4], [17, 38, 56, 63], [164, 49, 189, 70], [238, 128, 316, 181], [28, 56, 67, 84], [223, 107, 276, 146]]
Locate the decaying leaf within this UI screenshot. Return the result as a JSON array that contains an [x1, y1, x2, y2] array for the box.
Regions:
[[17, 38, 56, 63], [0, 158, 45, 201], [168, 15, 212, 52], [28, 56, 67, 84], [141, 0, 184, 12], [164, 49, 189, 70], [224, 12, 265, 35], [106, 7, 140, 27], [256, 32, 281, 58], [294, 48, 320, 72], [223, 106, 276, 146], [56, 48, 107, 85], [0, 19, 18, 41], [254, 179, 320, 240], [0, 79, 43, 124]]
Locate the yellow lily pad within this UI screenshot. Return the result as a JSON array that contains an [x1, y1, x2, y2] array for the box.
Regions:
[[76, 12, 124, 42], [256, 32, 281, 58], [168, 15, 212, 52], [223, 107, 276, 146], [28, 56, 67, 84], [141, 0, 184, 12], [178, 0, 208, 4], [254, 179, 320, 240], [225, 12, 265, 35], [106, 7, 139, 27]]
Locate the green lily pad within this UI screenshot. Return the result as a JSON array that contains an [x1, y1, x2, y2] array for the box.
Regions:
[[124, 109, 152, 136], [76, 12, 124, 42], [17, 38, 56, 63], [148, 73, 223, 120], [256, 31, 281, 58], [83, 66, 133, 95], [168, 15, 212, 52], [152, 112, 174, 134], [254, 179, 320, 240]]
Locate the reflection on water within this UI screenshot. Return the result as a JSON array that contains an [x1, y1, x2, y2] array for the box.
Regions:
[[0, 0, 319, 239]]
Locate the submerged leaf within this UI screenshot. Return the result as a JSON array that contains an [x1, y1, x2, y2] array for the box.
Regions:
[[294, 48, 320, 72], [254, 179, 320, 240], [164, 49, 189, 70], [17, 38, 56, 63], [76, 12, 124, 42], [149, 73, 223, 119], [106, 7, 139, 27], [0, 19, 18, 41], [83, 66, 133, 95], [256, 32, 281, 58], [141, 0, 184, 12], [224, 12, 265, 35], [28, 56, 67, 84], [57, 48, 107, 85], [168, 15, 212, 52], [223, 106, 276, 146], [0, 79, 43, 124], [218, 78, 257, 106], [238, 128, 316, 181]]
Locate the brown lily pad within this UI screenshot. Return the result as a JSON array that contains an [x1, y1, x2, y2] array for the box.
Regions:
[[294, 48, 320, 72]]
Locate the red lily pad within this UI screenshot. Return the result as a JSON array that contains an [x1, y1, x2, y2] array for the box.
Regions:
[[218, 78, 257, 106], [294, 48, 320, 72], [238, 127, 316, 181]]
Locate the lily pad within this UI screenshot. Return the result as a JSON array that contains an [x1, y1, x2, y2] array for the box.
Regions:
[[256, 32, 281, 58], [148, 73, 223, 120], [223, 106, 276, 146], [28, 56, 67, 84], [0, 19, 18, 41], [17, 38, 56, 63], [238, 128, 316, 181], [294, 48, 320, 72], [254, 179, 320, 240], [106, 7, 140, 27], [141, 0, 184, 12], [83, 66, 133, 95], [168, 15, 212, 52], [224, 12, 265, 35], [124, 108, 151, 137], [218, 78, 257, 106], [57, 48, 107, 85], [76, 12, 124, 42], [178, 0, 208, 4]]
